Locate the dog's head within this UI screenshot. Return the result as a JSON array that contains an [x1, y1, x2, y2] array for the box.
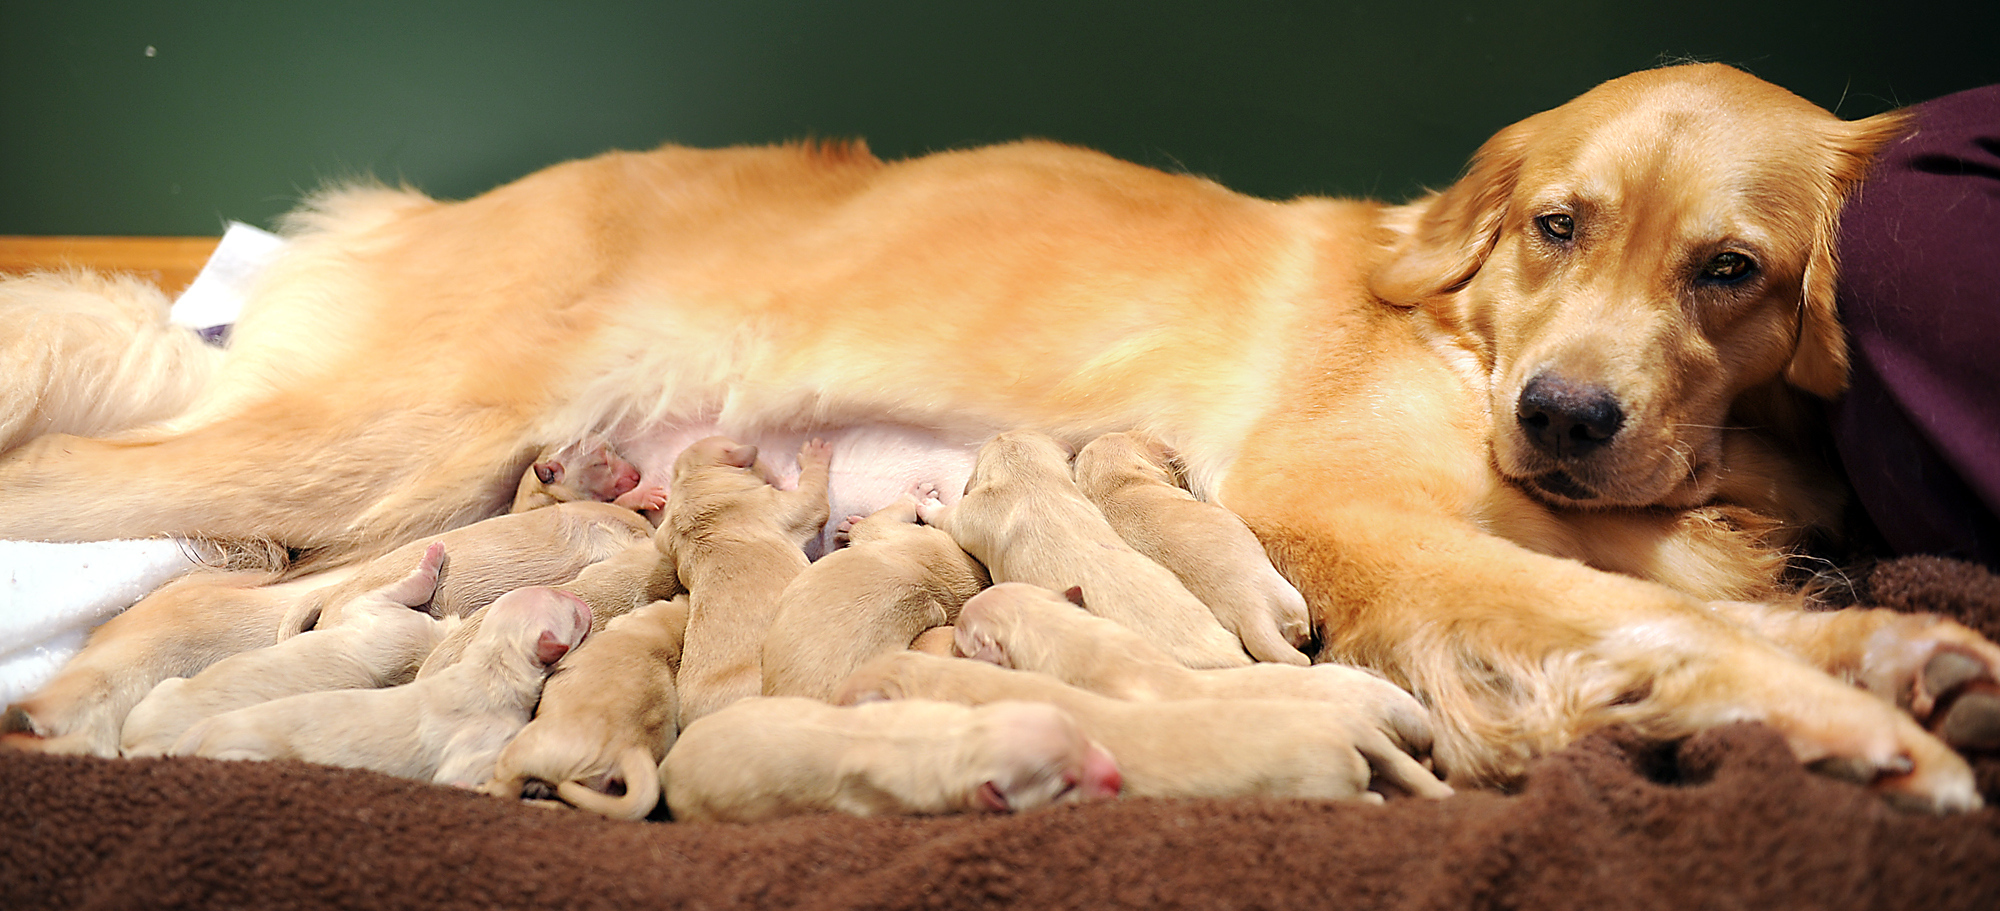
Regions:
[[1371, 63, 1909, 509]]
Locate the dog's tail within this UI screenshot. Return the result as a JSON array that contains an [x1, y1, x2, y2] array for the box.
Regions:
[[0, 271, 222, 457], [555, 745, 662, 820]]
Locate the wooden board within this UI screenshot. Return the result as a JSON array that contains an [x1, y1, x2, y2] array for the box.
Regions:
[[0, 236, 221, 293]]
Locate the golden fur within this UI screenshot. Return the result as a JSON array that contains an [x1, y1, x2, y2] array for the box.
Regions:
[[3, 64, 1998, 809]]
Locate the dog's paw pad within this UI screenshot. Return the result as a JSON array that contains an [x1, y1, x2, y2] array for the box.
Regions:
[[1933, 681, 2000, 752]]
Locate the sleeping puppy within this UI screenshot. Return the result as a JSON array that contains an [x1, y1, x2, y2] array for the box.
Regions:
[[918, 430, 1250, 669], [954, 582, 1431, 754], [1, 565, 361, 758], [302, 500, 652, 632], [417, 535, 683, 679], [662, 695, 1121, 822], [510, 434, 667, 516], [659, 435, 832, 725], [120, 543, 453, 757], [482, 595, 689, 819], [0, 500, 643, 755], [835, 651, 1452, 802], [1072, 432, 1313, 666], [762, 493, 990, 701], [170, 585, 591, 788]]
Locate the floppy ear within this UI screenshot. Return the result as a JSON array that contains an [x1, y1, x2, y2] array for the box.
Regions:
[[532, 460, 562, 485], [534, 629, 572, 666], [721, 443, 760, 468], [1369, 111, 1543, 307], [1787, 108, 1916, 398]]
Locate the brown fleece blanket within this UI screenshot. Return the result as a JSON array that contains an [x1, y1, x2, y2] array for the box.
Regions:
[[7, 555, 2000, 911]]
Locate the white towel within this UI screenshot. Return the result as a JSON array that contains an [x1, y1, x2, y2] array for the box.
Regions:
[[0, 540, 203, 704]]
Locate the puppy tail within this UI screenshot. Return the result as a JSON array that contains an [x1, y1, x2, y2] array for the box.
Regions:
[[0, 271, 222, 457], [554, 745, 660, 820]]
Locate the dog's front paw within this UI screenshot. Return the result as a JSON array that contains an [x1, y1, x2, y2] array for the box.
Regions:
[[1860, 615, 2000, 753]]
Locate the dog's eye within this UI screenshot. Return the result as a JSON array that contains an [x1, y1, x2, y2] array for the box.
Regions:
[[1535, 213, 1574, 242], [1698, 251, 1756, 283]]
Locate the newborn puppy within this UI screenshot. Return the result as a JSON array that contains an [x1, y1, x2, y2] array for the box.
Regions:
[[2, 564, 367, 758], [836, 651, 1452, 802], [511, 435, 667, 515], [918, 430, 1249, 668], [762, 494, 990, 701], [171, 585, 591, 787], [483, 595, 690, 819], [413, 509, 677, 679], [662, 696, 1120, 822], [1072, 432, 1312, 665], [121, 543, 454, 757], [954, 582, 1432, 757], [306, 500, 652, 632], [659, 436, 832, 725]]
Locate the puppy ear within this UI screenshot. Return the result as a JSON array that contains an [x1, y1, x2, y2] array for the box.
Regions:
[[534, 630, 572, 666], [533, 460, 562, 485], [1369, 111, 1542, 307], [1062, 586, 1087, 609], [976, 780, 1011, 812], [955, 628, 1011, 667], [1787, 108, 1915, 399], [721, 443, 760, 468]]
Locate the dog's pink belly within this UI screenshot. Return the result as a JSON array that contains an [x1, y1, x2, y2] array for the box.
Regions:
[[617, 423, 979, 559]]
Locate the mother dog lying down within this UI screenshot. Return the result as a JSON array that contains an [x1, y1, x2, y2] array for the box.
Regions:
[[4, 63, 1998, 810]]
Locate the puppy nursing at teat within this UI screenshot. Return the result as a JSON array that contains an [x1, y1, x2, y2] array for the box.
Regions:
[[659, 436, 833, 725], [918, 430, 1253, 669], [761, 493, 990, 702]]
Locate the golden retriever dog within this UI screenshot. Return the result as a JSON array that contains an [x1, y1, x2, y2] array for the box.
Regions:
[[2, 63, 1996, 809]]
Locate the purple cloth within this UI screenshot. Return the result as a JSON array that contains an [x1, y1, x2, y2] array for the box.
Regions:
[[1834, 84, 2000, 569]]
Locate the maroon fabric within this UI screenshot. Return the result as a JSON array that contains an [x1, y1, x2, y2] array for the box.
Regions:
[[7, 556, 2000, 911], [1834, 84, 2000, 568]]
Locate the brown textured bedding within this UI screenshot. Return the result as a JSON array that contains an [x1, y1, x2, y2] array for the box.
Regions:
[[7, 555, 1999, 911]]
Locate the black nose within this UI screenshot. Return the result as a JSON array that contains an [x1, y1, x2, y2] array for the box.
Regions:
[[1516, 374, 1624, 459]]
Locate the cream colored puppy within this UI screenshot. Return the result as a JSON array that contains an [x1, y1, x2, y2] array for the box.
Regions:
[[836, 651, 1452, 802], [417, 535, 683, 678], [659, 435, 832, 725], [121, 543, 454, 757], [2, 565, 360, 758], [170, 585, 591, 787], [510, 435, 666, 515], [954, 582, 1433, 757], [917, 430, 1249, 668], [483, 595, 690, 819], [1072, 432, 1312, 666], [662, 695, 1121, 822], [303, 500, 651, 632], [762, 494, 989, 701]]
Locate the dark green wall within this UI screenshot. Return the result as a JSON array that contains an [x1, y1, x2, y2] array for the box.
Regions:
[[4, 1, 1995, 236]]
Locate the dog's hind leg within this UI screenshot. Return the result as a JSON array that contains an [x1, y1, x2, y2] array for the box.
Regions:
[[0, 399, 535, 565]]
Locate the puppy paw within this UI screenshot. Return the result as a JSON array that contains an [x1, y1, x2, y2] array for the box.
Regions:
[[832, 514, 868, 547], [798, 437, 834, 470]]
